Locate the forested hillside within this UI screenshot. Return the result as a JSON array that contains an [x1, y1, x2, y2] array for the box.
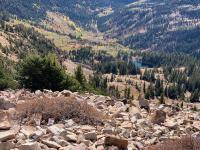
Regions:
[[0, 13, 59, 59], [101, 0, 200, 54], [0, 0, 131, 27], [2, 0, 200, 55]]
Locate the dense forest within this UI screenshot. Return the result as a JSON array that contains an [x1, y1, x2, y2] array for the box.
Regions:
[[66, 48, 200, 103]]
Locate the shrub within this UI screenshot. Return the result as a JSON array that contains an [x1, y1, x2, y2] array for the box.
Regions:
[[148, 136, 200, 150], [16, 96, 108, 125], [0, 66, 18, 90], [17, 54, 79, 91]]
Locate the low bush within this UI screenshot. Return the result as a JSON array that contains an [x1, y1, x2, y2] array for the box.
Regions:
[[148, 136, 200, 150], [16, 96, 108, 125]]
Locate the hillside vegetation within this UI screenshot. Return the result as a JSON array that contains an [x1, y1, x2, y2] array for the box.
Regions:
[[101, 0, 200, 54]]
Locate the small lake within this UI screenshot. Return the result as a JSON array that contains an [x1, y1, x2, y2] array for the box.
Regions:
[[133, 60, 143, 68]]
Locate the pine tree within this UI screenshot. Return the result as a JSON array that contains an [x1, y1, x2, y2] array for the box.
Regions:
[[124, 86, 131, 99], [116, 86, 120, 98], [145, 88, 150, 99], [149, 82, 155, 99], [143, 82, 146, 93], [75, 65, 86, 86], [159, 93, 165, 104], [190, 89, 199, 103]]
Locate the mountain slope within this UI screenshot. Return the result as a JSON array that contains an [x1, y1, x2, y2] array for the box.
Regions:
[[0, 14, 59, 60], [101, 0, 200, 53], [0, 0, 132, 27], [1, 0, 200, 54]]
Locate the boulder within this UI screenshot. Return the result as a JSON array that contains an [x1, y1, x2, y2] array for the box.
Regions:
[[0, 98, 15, 110], [20, 126, 37, 138], [80, 125, 96, 131], [0, 111, 11, 130], [59, 143, 88, 150], [0, 141, 15, 150], [84, 131, 97, 141], [151, 110, 166, 124], [19, 142, 42, 150], [130, 116, 137, 124], [0, 130, 16, 142], [35, 90, 43, 96], [77, 134, 90, 146], [164, 121, 178, 129], [121, 122, 133, 129], [30, 129, 45, 140], [65, 119, 75, 128], [139, 95, 149, 111], [52, 136, 69, 147], [41, 140, 61, 149], [105, 136, 128, 150], [129, 106, 140, 116], [47, 124, 65, 135], [61, 90, 72, 97], [63, 134, 77, 142], [102, 127, 114, 135]]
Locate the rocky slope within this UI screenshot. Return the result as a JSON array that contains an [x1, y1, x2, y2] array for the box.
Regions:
[[0, 89, 200, 150]]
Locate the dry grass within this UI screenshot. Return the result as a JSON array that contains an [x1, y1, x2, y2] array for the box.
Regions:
[[148, 136, 200, 150], [16, 96, 108, 125]]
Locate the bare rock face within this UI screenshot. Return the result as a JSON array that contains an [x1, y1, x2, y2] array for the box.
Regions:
[[151, 110, 167, 124]]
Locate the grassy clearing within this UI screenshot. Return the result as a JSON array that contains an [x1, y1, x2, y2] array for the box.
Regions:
[[10, 13, 132, 56]]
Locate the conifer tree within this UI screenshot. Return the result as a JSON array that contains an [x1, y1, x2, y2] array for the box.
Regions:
[[75, 65, 86, 86]]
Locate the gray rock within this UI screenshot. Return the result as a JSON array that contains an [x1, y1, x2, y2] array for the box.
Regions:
[[65, 119, 75, 128], [102, 127, 114, 135], [139, 95, 149, 111], [47, 124, 65, 135], [84, 131, 97, 141], [151, 110, 166, 124]]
